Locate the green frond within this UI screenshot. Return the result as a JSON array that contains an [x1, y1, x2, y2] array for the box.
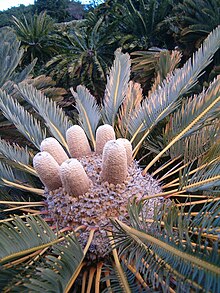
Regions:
[[111, 200, 220, 292], [0, 88, 46, 149], [0, 138, 36, 175], [23, 230, 98, 292], [17, 83, 72, 150], [0, 214, 58, 264], [103, 261, 148, 293], [23, 234, 84, 292], [71, 85, 101, 149], [102, 48, 131, 127], [130, 25, 220, 156], [169, 124, 219, 163], [117, 81, 143, 138], [0, 27, 23, 88], [143, 74, 220, 173], [181, 161, 220, 192], [0, 161, 43, 195], [201, 135, 220, 164]]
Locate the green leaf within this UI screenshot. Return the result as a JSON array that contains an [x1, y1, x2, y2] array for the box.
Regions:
[[144, 74, 220, 173], [0, 215, 58, 264], [102, 48, 131, 127], [111, 200, 220, 292], [0, 88, 46, 149], [0, 161, 43, 195], [130, 25, 220, 155], [0, 138, 36, 175], [17, 82, 72, 150], [71, 85, 101, 149]]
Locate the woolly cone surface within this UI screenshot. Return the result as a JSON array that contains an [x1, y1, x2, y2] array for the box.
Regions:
[[33, 151, 62, 190], [66, 125, 91, 158], [40, 137, 68, 165], [95, 124, 116, 154], [101, 140, 128, 184], [117, 138, 133, 165], [60, 159, 91, 196], [46, 154, 163, 259], [35, 129, 163, 259]]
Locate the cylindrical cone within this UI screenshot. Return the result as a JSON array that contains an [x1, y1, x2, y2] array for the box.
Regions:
[[66, 125, 91, 158], [33, 151, 62, 191], [101, 140, 127, 184], [95, 124, 116, 154], [40, 137, 68, 165], [60, 159, 91, 196], [117, 138, 133, 165]]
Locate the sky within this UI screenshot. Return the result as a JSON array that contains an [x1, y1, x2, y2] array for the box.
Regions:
[[0, 0, 34, 11], [0, 0, 90, 11]]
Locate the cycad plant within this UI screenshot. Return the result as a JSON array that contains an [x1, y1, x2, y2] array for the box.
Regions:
[[0, 26, 219, 292], [46, 13, 117, 97], [12, 12, 62, 69]]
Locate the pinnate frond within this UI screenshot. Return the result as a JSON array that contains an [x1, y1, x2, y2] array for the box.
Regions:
[[0, 138, 36, 175], [169, 124, 219, 163], [0, 28, 22, 87], [24, 234, 84, 292], [130, 25, 220, 155], [111, 200, 220, 292], [144, 74, 220, 173], [71, 85, 101, 148], [17, 83, 72, 150], [181, 161, 220, 192], [117, 81, 143, 138], [0, 215, 57, 264], [0, 88, 46, 149], [0, 161, 43, 195], [102, 48, 130, 127]]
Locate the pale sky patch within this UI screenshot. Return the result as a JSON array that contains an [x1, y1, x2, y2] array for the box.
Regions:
[[0, 0, 34, 11]]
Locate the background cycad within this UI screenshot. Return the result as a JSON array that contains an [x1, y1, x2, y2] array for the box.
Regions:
[[0, 26, 219, 292]]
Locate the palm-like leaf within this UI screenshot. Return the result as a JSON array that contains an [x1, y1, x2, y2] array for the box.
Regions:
[[12, 12, 59, 66], [181, 160, 220, 192], [0, 215, 87, 293], [117, 81, 143, 138], [47, 14, 116, 97], [24, 234, 85, 293], [111, 200, 220, 292], [0, 215, 58, 264], [131, 48, 182, 94], [145, 75, 220, 172], [102, 48, 130, 127], [17, 83, 72, 150], [0, 162, 43, 195], [130, 25, 220, 157], [0, 138, 36, 175], [0, 88, 46, 149], [0, 27, 36, 89], [71, 85, 101, 148]]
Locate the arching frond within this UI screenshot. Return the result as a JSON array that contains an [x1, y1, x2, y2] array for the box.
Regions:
[[130, 25, 220, 156], [111, 200, 220, 292], [181, 161, 220, 192], [24, 230, 94, 293], [0, 28, 22, 87], [0, 162, 43, 195], [0, 138, 36, 175], [17, 83, 72, 150], [0, 88, 46, 149], [0, 215, 86, 293], [102, 48, 130, 127], [143, 75, 220, 173], [0, 215, 58, 264], [71, 85, 101, 149], [169, 124, 219, 163], [117, 81, 143, 138]]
